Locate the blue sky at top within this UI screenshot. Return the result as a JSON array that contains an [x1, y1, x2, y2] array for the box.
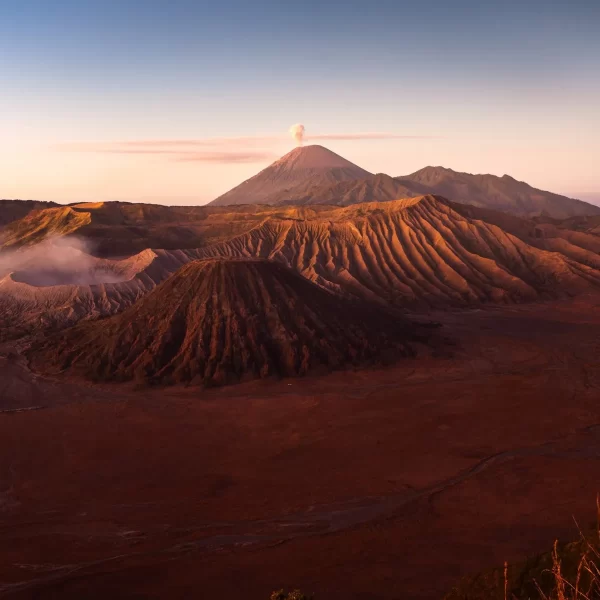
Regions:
[[1, 0, 598, 202]]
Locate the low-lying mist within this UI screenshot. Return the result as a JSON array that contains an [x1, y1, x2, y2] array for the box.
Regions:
[[0, 237, 135, 287]]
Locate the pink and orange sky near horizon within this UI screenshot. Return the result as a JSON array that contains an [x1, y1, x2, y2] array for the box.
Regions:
[[2, 0, 599, 205], [3, 128, 600, 206]]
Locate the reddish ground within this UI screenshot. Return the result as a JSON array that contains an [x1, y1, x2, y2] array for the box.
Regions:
[[1, 297, 600, 599]]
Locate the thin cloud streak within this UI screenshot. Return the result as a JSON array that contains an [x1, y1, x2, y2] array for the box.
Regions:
[[55, 137, 284, 152], [56, 132, 434, 152], [54, 133, 436, 164], [117, 136, 284, 148], [310, 133, 440, 140], [56, 144, 278, 163], [90, 149, 186, 154], [176, 151, 278, 163]]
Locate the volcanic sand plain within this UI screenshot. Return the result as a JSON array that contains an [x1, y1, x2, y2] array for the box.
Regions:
[[1, 296, 600, 599]]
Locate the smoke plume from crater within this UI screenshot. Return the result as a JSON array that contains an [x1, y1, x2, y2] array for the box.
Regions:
[[289, 123, 305, 146]]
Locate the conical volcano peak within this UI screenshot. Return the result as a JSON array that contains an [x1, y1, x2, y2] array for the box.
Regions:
[[210, 144, 372, 206], [274, 144, 366, 171]]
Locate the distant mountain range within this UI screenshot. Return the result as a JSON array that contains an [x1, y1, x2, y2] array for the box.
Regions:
[[3, 145, 598, 221], [397, 166, 599, 219], [208, 145, 600, 219]]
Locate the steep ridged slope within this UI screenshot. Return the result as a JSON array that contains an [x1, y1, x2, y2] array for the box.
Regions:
[[191, 195, 600, 307], [452, 203, 600, 269], [0, 207, 91, 249], [30, 259, 415, 386], [0, 200, 59, 227]]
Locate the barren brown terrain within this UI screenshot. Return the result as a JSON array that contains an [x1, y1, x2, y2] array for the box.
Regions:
[[4, 0, 600, 594], [5, 194, 600, 342], [0, 201, 59, 227], [3, 146, 600, 599], [29, 259, 420, 385], [1, 297, 600, 599], [0, 201, 289, 254]]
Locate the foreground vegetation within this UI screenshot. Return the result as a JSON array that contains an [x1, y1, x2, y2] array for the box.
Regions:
[[272, 502, 600, 600], [270, 591, 313, 600], [446, 499, 600, 600]]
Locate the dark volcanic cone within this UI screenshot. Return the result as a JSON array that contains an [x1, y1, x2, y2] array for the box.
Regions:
[[30, 259, 417, 386]]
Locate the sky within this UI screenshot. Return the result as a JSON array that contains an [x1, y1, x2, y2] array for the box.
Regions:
[[1, 0, 599, 205]]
